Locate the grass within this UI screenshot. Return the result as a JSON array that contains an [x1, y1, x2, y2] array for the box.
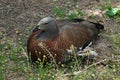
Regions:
[[1, 35, 120, 80], [100, 0, 112, 10], [0, 23, 120, 80], [0, 1, 120, 80], [54, 6, 83, 19]]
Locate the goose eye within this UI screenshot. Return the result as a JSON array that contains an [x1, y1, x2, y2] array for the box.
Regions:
[[44, 23, 48, 25]]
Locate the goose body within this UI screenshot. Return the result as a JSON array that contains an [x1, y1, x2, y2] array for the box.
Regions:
[[27, 17, 104, 64]]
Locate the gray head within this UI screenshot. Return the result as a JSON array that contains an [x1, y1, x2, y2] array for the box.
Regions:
[[37, 17, 58, 31], [34, 17, 59, 40]]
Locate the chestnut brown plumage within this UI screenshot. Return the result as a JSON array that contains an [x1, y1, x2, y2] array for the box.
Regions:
[[27, 17, 104, 64]]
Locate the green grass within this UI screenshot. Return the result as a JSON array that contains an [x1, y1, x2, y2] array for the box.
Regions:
[[0, 2, 120, 80], [106, 7, 120, 17], [100, 0, 112, 10], [54, 6, 66, 18], [0, 36, 120, 80], [99, 0, 120, 17], [54, 6, 84, 19]]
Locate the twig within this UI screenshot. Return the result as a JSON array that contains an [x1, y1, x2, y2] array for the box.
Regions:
[[62, 58, 120, 77], [62, 59, 107, 77], [109, 59, 120, 62]]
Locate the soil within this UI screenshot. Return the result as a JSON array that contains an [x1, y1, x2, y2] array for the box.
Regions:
[[0, 0, 120, 80]]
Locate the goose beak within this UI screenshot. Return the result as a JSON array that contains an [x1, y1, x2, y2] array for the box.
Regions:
[[32, 25, 39, 32]]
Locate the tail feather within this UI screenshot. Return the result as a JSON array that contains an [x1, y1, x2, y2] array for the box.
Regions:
[[91, 22, 104, 31]]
